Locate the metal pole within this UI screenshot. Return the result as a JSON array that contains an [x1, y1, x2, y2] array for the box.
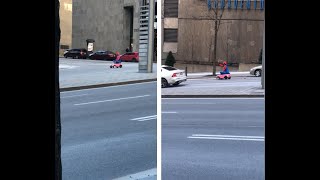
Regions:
[[147, 0, 155, 73]]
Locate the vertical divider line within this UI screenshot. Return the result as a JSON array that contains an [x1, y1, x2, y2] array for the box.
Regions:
[[156, 0, 162, 179]]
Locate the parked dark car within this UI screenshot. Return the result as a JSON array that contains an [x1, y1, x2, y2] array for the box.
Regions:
[[88, 51, 116, 60], [64, 48, 88, 59]]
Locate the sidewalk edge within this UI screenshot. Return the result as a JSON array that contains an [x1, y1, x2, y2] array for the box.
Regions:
[[60, 78, 157, 92]]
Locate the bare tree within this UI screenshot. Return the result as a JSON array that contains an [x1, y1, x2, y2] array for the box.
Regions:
[[207, 0, 226, 75], [55, 0, 62, 179]]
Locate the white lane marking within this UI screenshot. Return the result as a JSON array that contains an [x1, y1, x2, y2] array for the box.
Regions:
[[192, 134, 264, 139], [61, 81, 156, 94], [130, 115, 157, 121], [188, 137, 264, 141], [162, 112, 177, 113], [131, 115, 157, 120], [162, 98, 264, 100], [188, 134, 264, 142], [113, 168, 157, 180], [74, 95, 150, 106], [137, 118, 156, 121], [162, 103, 217, 105], [61, 94, 88, 98]]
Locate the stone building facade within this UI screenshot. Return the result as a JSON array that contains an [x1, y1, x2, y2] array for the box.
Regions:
[[59, 0, 72, 55], [72, 0, 142, 54], [162, 0, 265, 72]]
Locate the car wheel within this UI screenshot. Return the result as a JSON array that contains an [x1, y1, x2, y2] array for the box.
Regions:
[[162, 78, 169, 88], [132, 58, 136, 62], [254, 70, 262, 77]]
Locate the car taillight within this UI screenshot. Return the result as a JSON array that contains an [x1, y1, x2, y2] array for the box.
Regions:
[[172, 73, 177, 77]]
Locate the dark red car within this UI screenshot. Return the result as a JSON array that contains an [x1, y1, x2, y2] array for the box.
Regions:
[[119, 52, 139, 62], [88, 51, 116, 60]]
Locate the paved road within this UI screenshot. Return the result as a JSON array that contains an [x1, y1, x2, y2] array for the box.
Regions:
[[162, 98, 265, 180], [61, 82, 157, 180], [59, 58, 157, 88], [162, 76, 264, 96]]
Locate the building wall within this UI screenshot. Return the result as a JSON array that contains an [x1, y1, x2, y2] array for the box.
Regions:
[[72, 0, 140, 54], [59, 0, 72, 55], [162, 0, 264, 72]]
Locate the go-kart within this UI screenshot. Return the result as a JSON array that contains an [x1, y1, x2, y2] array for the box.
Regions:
[[110, 61, 122, 68], [216, 73, 231, 80]]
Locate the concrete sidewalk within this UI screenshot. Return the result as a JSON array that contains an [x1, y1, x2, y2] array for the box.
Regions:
[[162, 74, 264, 98], [186, 71, 251, 79], [59, 58, 157, 91], [59, 58, 264, 97]]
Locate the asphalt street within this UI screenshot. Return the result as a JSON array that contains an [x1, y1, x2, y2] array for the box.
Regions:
[[162, 98, 265, 180], [61, 82, 157, 180]]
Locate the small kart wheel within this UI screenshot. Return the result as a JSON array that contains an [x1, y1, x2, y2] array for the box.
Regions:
[[224, 76, 228, 79], [120, 65, 122, 68]]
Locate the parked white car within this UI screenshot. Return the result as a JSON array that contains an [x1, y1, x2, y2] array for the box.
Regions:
[[249, 65, 262, 77], [161, 65, 187, 88]]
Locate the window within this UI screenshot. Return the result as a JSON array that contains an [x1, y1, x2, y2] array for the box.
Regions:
[[164, 0, 178, 17], [163, 66, 178, 71], [164, 29, 178, 42], [60, 45, 69, 49]]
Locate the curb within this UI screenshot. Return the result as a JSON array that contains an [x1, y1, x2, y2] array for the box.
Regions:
[[186, 75, 255, 79], [162, 95, 264, 98], [60, 78, 157, 92]]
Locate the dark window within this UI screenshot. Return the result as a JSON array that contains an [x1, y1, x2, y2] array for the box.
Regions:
[[164, 29, 178, 42], [163, 66, 178, 71], [164, 0, 178, 17], [60, 45, 69, 49]]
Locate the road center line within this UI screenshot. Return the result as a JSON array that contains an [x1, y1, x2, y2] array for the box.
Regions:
[[74, 95, 150, 106]]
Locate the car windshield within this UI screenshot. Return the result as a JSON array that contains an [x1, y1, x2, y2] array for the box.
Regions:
[[163, 66, 178, 71]]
